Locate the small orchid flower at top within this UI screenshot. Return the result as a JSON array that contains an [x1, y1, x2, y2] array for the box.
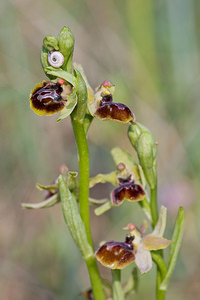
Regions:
[[29, 27, 86, 121], [95, 206, 171, 274]]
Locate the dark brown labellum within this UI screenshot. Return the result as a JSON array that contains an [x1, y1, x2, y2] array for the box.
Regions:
[[95, 103, 134, 123], [31, 82, 66, 114], [111, 182, 145, 206], [95, 241, 135, 269]]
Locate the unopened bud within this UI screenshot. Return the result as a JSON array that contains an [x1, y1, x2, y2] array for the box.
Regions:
[[128, 123, 157, 189]]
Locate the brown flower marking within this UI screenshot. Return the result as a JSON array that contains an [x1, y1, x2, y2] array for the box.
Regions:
[[111, 181, 146, 206], [95, 235, 135, 269], [30, 81, 72, 116], [95, 102, 135, 123]]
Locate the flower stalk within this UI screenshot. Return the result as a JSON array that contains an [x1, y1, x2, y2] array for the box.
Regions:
[[112, 270, 125, 300], [70, 110, 105, 300], [24, 26, 185, 300]]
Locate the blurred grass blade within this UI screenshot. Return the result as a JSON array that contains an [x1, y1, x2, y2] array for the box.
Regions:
[[160, 206, 185, 290]]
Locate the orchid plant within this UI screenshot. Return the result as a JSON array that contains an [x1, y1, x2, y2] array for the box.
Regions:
[[23, 27, 185, 300]]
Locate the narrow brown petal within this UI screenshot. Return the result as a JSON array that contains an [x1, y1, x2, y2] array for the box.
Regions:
[[111, 182, 145, 206], [95, 103, 135, 123], [95, 241, 135, 269]]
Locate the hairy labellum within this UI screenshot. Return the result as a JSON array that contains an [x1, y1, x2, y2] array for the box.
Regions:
[[95, 102, 135, 123], [30, 81, 67, 116], [111, 181, 145, 206], [95, 240, 135, 269]]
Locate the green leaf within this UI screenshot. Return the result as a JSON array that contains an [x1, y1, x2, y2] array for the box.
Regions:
[[45, 67, 76, 86], [160, 207, 185, 291], [58, 175, 93, 260]]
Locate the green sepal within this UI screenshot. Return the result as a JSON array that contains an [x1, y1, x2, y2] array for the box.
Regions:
[[89, 171, 117, 188], [57, 26, 74, 72], [59, 175, 93, 260], [89, 198, 108, 205], [111, 147, 139, 177], [43, 35, 59, 51], [73, 68, 88, 123], [45, 66, 76, 86], [73, 63, 93, 90], [160, 207, 185, 290], [21, 193, 59, 209], [36, 182, 58, 193], [40, 46, 52, 79], [94, 200, 112, 216], [40, 36, 59, 80], [128, 123, 157, 189], [57, 87, 77, 122]]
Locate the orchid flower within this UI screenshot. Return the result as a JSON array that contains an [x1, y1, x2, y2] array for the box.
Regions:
[[95, 206, 171, 274]]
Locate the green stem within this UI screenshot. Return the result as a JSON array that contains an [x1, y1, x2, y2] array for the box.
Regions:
[[150, 179, 166, 299], [150, 185, 158, 228], [112, 270, 125, 300], [152, 253, 167, 279], [156, 271, 166, 300], [71, 111, 92, 245], [71, 111, 105, 300]]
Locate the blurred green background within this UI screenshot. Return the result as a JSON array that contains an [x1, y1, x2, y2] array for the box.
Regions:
[[0, 0, 200, 299]]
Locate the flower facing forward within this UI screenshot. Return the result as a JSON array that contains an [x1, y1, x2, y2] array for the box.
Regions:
[[95, 206, 171, 274], [29, 80, 74, 116], [111, 163, 146, 206]]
